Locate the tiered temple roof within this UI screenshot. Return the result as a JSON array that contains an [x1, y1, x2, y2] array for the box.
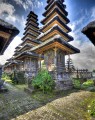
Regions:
[[31, 0, 80, 54], [30, 35, 80, 54], [14, 11, 41, 59], [22, 11, 40, 42], [38, 0, 73, 42]]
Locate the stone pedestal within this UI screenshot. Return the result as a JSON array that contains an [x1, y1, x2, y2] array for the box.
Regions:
[[24, 71, 34, 94], [55, 80, 73, 91], [0, 67, 8, 92]]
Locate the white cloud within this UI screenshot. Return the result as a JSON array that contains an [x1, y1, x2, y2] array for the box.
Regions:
[[0, 3, 15, 15], [67, 7, 95, 71], [68, 39, 95, 71], [0, 36, 22, 65], [0, 2, 17, 23], [14, 0, 43, 10], [6, 15, 17, 23]]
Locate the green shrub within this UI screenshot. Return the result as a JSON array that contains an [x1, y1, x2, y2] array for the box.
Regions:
[[2, 72, 10, 80], [32, 69, 55, 93], [88, 100, 95, 117], [73, 79, 81, 89], [81, 80, 94, 89]]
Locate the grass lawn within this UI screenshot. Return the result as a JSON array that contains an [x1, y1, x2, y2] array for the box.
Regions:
[[31, 89, 79, 105], [15, 84, 27, 91]]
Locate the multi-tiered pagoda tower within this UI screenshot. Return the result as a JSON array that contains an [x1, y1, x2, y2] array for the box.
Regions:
[[14, 11, 41, 76], [30, 0, 80, 90]]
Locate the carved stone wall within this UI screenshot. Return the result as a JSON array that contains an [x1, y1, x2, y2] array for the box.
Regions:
[[23, 58, 38, 78], [44, 49, 54, 71], [44, 49, 73, 90]]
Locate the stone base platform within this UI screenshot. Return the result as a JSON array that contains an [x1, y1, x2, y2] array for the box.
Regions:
[[55, 80, 73, 91], [0, 87, 8, 93], [24, 87, 34, 94]]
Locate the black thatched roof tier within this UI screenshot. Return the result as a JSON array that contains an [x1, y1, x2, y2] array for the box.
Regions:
[[26, 17, 37, 23], [82, 21, 95, 45], [27, 11, 38, 19], [40, 16, 71, 33], [13, 52, 20, 56], [24, 24, 39, 31], [24, 22, 39, 30], [0, 19, 19, 33], [15, 45, 22, 49], [18, 43, 33, 52], [21, 37, 41, 45], [23, 27, 40, 36], [26, 20, 39, 26], [39, 26, 73, 42], [15, 51, 44, 60], [4, 60, 23, 67], [41, 8, 70, 25], [45, 0, 67, 16], [0, 19, 19, 55], [22, 32, 37, 41], [30, 36, 80, 54]]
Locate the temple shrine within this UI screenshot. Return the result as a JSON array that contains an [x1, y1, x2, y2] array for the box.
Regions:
[[4, 0, 80, 90], [5, 11, 43, 77], [30, 0, 80, 89]]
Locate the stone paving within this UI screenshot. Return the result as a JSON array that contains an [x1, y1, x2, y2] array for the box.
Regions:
[[12, 91, 95, 120], [0, 83, 41, 120]]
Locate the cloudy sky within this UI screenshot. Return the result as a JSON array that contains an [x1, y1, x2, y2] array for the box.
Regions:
[[0, 0, 95, 71]]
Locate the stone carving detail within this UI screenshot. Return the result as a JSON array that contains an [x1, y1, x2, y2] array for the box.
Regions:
[[44, 50, 54, 71]]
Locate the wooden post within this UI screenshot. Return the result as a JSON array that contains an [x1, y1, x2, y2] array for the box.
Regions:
[[39, 54, 42, 70], [29, 58, 31, 71], [53, 47, 58, 80]]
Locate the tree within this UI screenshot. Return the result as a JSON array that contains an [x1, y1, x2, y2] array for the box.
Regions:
[[65, 55, 75, 73]]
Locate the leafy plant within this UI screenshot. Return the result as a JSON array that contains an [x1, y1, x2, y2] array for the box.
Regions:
[[32, 69, 55, 93], [81, 80, 94, 89], [73, 79, 81, 89], [2, 72, 10, 80], [88, 100, 95, 117]]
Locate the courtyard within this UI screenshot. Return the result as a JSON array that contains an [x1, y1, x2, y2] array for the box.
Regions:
[[0, 81, 95, 120]]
